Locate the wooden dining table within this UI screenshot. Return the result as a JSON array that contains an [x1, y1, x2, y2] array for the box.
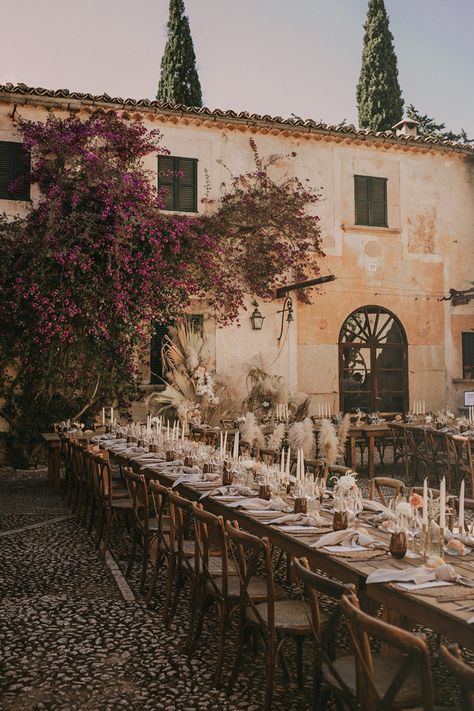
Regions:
[[103, 441, 474, 651]]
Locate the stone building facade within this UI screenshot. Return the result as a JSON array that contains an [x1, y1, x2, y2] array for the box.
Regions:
[[1, 84, 473, 418]]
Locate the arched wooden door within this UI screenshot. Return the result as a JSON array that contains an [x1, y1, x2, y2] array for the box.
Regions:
[[339, 306, 408, 413]]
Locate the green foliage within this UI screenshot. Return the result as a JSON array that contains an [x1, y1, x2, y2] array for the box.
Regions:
[[406, 104, 473, 144], [157, 0, 202, 107], [357, 0, 404, 131]]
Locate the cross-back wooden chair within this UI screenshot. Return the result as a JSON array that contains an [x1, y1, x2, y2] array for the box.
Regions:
[[388, 422, 411, 482], [189, 504, 241, 684], [439, 644, 474, 711], [292, 557, 357, 709], [69, 439, 87, 516], [146, 480, 173, 609], [226, 520, 312, 710], [446, 435, 474, 496], [122, 467, 158, 593], [339, 593, 436, 711], [82, 447, 106, 536], [167, 491, 197, 626], [255, 448, 280, 466], [426, 429, 452, 487], [93, 453, 135, 555], [405, 425, 428, 485], [374, 477, 405, 508]]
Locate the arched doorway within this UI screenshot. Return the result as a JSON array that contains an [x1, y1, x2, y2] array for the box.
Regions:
[[339, 306, 408, 413]]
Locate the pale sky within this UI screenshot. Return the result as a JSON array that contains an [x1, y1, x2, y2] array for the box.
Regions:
[[1, 0, 473, 135]]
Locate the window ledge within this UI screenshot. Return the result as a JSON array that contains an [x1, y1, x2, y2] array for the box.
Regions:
[[341, 223, 402, 236], [452, 378, 474, 384]]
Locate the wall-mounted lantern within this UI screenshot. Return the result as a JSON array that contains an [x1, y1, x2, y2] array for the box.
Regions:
[[250, 300, 265, 330]]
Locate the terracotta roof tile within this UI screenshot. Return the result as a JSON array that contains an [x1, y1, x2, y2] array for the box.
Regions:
[[1, 82, 472, 155]]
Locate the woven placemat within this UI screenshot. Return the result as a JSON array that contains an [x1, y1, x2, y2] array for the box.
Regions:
[[325, 548, 387, 560], [391, 583, 474, 600]]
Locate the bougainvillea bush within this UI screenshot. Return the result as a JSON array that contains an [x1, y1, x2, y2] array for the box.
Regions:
[[0, 112, 322, 463]]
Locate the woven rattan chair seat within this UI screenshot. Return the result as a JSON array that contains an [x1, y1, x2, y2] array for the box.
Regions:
[[186, 556, 238, 576], [161, 535, 194, 556], [246, 600, 313, 634], [148, 515, 171, 532], [111, 498, 134, 510], [205, 575, 286, 601], [323, 654, 427, 707]]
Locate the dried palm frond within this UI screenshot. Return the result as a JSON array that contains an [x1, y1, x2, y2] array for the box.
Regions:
[[267, 422, 285, 451], [162, 318, 204, 375], [336, 413, 351, 461], [302, 417, 316, 458], [318, 418, 339, 465], [292, 396, 310, 422]]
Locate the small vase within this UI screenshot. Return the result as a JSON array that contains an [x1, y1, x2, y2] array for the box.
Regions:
[[389, 531, 407, 559], [333, 511, 348, 531], [259, 484, 271, 501], [294, 497, 308, 514], [423, 521, 442, 558]]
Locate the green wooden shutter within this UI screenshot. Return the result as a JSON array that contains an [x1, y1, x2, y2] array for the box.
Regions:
[[370, 177, 387, 227], [176, 158, 197, 212], [158, 155, 177, 210], [354, 175, 370, 225], [0, 143, 9, 199], [0, 142, 30, 200]]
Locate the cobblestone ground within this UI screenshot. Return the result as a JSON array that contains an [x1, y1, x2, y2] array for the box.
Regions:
[[0, 468, 469, 710]]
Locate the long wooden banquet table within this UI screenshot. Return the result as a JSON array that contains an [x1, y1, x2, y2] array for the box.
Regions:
[[104, 443, 474, 651]]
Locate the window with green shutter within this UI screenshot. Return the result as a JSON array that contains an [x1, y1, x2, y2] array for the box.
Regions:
[[157, 155, 197, 212], [0, 141, 31, 200], [354, 175, 387, 227]]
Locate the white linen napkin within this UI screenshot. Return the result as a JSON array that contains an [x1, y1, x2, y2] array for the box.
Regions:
[[199, 485, 255, 500], [267, 512, 327, 527], [311, 527, 388, 550], [226, 497, 289, 511], [362, 499, 391, 514], [172, 468, 219, 488], [366, 564, 459, 585]]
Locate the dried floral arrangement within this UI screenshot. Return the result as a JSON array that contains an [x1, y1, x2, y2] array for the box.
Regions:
[[244, 354, 309, 422], [148, 318, 234, 426], [288, 417, 316, 458], [317, 414, 352, 465]]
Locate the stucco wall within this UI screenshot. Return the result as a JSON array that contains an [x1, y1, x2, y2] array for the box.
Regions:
[[1, 96, 473, 416]]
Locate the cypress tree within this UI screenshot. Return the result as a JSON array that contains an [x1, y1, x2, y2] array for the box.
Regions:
[[357, 0, 403, 131], [157, 0, 202, 107]]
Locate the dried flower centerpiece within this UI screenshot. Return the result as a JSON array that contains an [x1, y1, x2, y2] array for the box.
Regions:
[[148, 318, 234, 427]]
